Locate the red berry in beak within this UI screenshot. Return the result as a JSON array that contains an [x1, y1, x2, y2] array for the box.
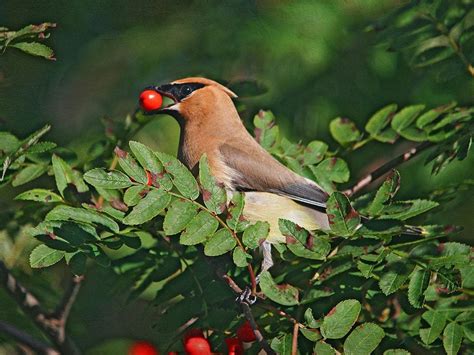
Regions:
[[139, 90, 163, 111]]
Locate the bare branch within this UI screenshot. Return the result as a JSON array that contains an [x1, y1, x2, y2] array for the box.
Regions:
[[240, 301, 275, 355], [344, 141, 433, 197], [291, 322, 299, 355], [0, 320, 59, 355]]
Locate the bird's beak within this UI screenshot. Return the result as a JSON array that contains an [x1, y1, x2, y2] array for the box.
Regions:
[[143, 84, 179, 115]]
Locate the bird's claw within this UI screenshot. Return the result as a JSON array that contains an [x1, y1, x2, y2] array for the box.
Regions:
[[236, 286, 257, 305]]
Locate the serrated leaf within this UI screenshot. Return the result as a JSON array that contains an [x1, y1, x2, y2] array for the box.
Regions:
[[311, 158, 350, 192], [52, 154, 73, 197], [115, 147, 147, 184], [408, 268, 430, 308], [259, 271, 299, 306], [416, 103, 456, 129], [367, 170, 400, 216], [321, 299, 361, 339], [123, 185, 146, 206], [366, 104, 398, 136], [65, 251, 87, 275], [15, 188, 63, 203], [12, 42, 55, 60], [303, 140, 328, 165], [204, 229, 236, 256], [30, 244, 65, 268], [199, 155, 227, 214], [379, 262, 414, 295], [83, 168, 133, 189], [326, 192, 360, 237], [443, 322, 463, 355], [233, 247, 251, 267], [163, 199, 198, 235], [156, 152, 199, 199], [300, 328, 322, 342], [279, 219, 330, 259], [391, 105, 425, 133], [227, 192, 250, 232], [420, 310, 447, 344], [380, 199, 439, 220], [46, 205, 119, 232], [0, 132, 20, 153], [123, 189, 171, 225], [344, 323, 384, 355], [304, 308, 319, 328], [330, 117, 362, 146], [180, 211, 218, 245], [314, 341, 336, 354], [26, 141, 56, 154], [129, 141, 172, 190], [11, 164, 48, 186], [242, 221, 269, 249]]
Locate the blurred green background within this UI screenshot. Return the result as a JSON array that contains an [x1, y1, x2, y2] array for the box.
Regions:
[[0, 0, 473, 353]]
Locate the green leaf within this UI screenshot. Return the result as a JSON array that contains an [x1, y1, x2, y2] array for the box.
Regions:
[[259, 271, 299, 306], [443, 322, 463, 355], [416, 103, 456, 129], [379, 261, 414, 295], [367, 170, 400, 216], [420, 310, 447, 345], [366, 104, 398, 136], [30, 244, 65, 268], [326, 192, 360, 237], [129, 141, 172, 190], [383, 350, 411, 355], [46, 205, 119, 232], [344, 323, 384, 355], [330, 117, 362, 146], [300, 328, 322, 342], [123, 189, 171, 225], [304, 308, 319, 328], [233, 247, 251, 267], [321, 299, 361, 339], [26, 141, 57, 154], [115, 147, 147, 184], [314, 341, 336, 354], [163, 199, 198, 235], [65, 251, 87, 275], [242, 221, 269, 249], [226, 192, 250, 232], [204, 229, 236, 256], [11, 42, 55, 60], [15, 189, 63, 203], [303, 141, 328, 165], [123, 185, 146, 206], [0, 132, 20, 153], [380, 199, 439, 220], [156, 152, 199, 200], [253, 111, 279, 150], [408, 268, 430, 308], [11, 164, 48, 186], [279, 219, 330, 260], [180, 211, 219, 245], [311, 158, 350, 191], [199, 155, 227, 214], [83, 168, 133, 189], [52, 154, 73, 197], [391, 105, 425, 133]]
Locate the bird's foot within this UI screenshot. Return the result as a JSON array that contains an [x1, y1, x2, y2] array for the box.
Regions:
[[236, 286, 257, 306]]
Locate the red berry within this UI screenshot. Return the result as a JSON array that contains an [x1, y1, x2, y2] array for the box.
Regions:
[[236, 320, 256, 342], [225, 337, 243, 355], [139, 90, 163, 111], [183, 328, 205, 343], [184, 337, 212, 355], [129, 341, 159, 355]]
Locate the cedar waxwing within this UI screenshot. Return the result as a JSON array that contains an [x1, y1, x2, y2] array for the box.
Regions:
[[148, 77, 330, 267]]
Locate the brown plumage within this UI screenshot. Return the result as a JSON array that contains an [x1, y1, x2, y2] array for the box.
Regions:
[[152, 77, 329, 243]]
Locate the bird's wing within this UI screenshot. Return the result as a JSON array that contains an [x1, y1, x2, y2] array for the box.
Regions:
[[219, 143, 328, 209]]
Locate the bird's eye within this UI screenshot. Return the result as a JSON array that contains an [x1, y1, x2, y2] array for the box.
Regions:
[[181, 85, 192, 96]]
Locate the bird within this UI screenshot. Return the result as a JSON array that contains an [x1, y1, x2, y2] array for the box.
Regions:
[[147, 77, 330, 270]]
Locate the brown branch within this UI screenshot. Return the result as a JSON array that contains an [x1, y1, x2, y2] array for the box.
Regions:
[[0, 320, 59, 355], [240, 301, 276, 355], [291, 322, 299, 355], [0, 262, 81, 354], [344, 141, 433, 197]]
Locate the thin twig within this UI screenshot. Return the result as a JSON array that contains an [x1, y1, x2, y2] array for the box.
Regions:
[[240, 301, 276, 355], [344, 141, 433, 197], [291, 322, 299, 355], [0, 262, 81, 354], [0, 320, 59, 355]]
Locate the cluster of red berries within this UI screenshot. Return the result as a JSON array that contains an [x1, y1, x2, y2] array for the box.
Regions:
[[128, 321, 257, 354]]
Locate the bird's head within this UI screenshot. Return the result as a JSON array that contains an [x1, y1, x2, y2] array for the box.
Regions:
[[144, 77, 238, 124]]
